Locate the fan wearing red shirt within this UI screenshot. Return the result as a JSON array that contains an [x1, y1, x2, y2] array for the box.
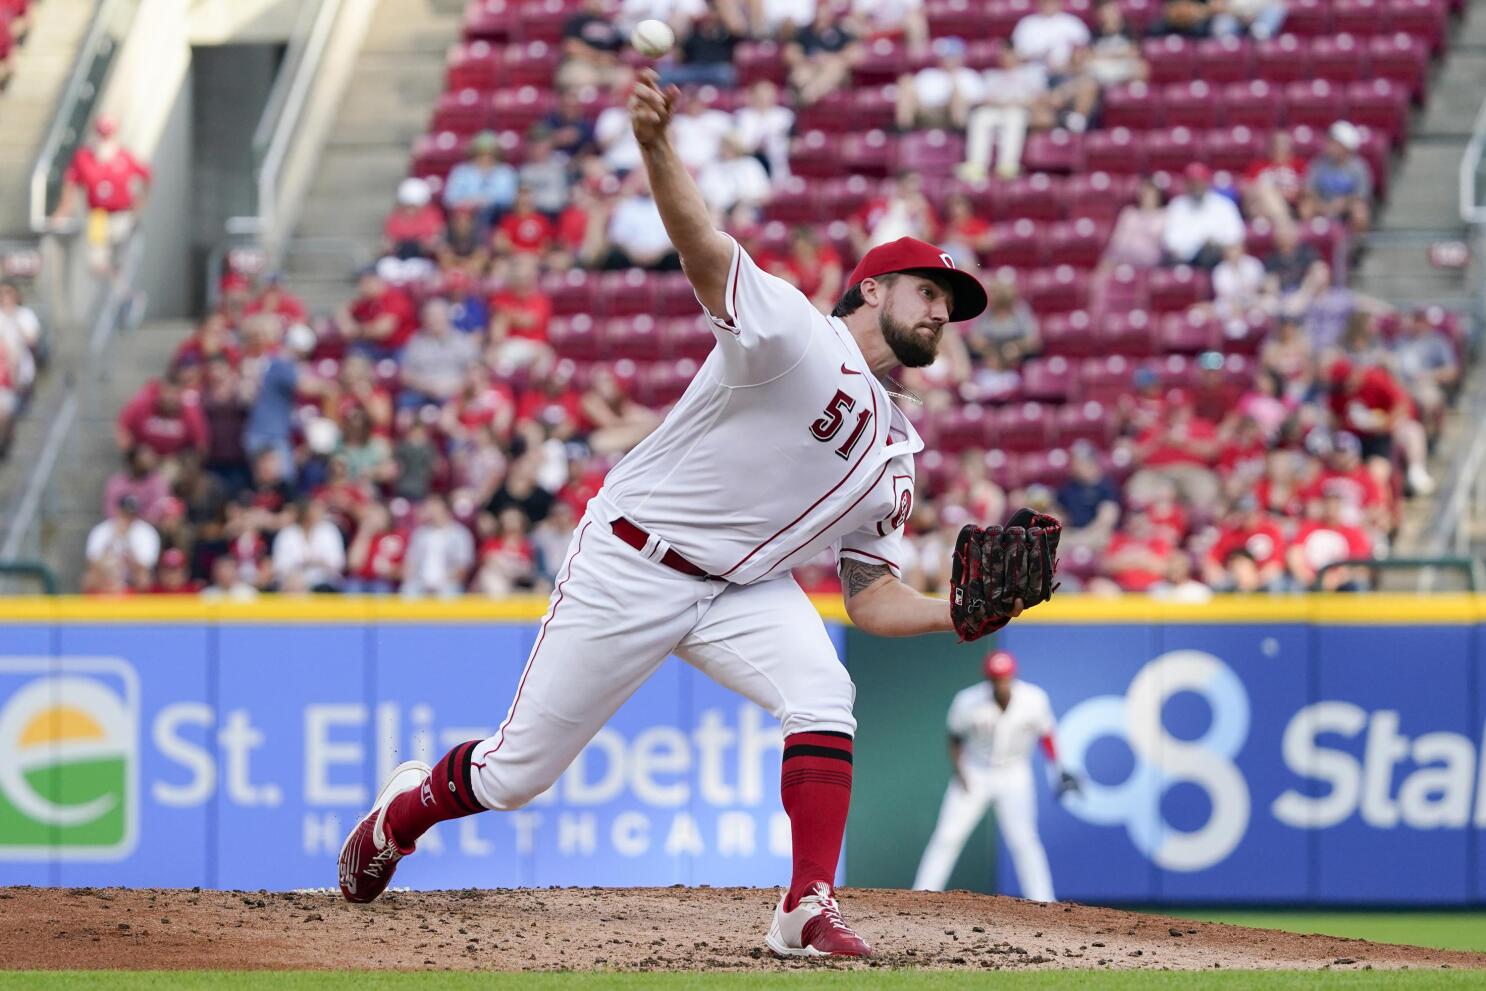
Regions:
[[769, 226, 846, 313], [384, 178, 446, 259], [1202, 496, 1290, 592], [1328, 358, 1435, 495], [488, 255, 555, 366], [493, 186, 555, 256], [1128, 400, 1222, 508], [53, 115, 152, 275], [441, 366, 517, 444], [1301, 430, 1393, 531], [1097, 510, 1176, 594], [939, 193, 993, 267], [345, 504, 405, 594], [1287, 484, 1373, 591], [515, 360, 584, 441], [847, 172, 940, 257], [245, 277, 309, 326], [172, 313, 242, 371], [115, 372, 208, 460], [150, 548, 202, 595], [1241, 131, 1308, 228], [341, 268, 418, 358]]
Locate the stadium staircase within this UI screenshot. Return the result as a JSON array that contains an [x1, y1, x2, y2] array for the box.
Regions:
[[280, 0, 464, 314]]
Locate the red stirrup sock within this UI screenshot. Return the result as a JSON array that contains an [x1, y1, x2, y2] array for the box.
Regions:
[[384, 740, 486, 850], [780, 730, 854, 911]]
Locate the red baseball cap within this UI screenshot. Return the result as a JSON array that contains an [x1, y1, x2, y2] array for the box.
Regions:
[[1183, 162, 1213, 184], [983, 649, 1017, 680], [845, 237, 988, 322]]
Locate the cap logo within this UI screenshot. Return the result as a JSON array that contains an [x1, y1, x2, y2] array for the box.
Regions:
[[939, 253, 955, 268]]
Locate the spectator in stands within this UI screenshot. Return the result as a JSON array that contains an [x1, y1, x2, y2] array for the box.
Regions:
[[1302, 121, 1372, 233], [580, 367, 661, 455], [488, 254, 555, 368], [383, 178, 444, 260], [1152, 0, 1217, 36], [442, 131, 518, 226], [1089, 508, 1175, 595], [1013, 0, 1090, 73], [937, 194, 993, 269], [1243, 132, 1307, 232], [1100, 178, 1167, 271], [698, 133, 772, 219], [1306, 429, 1394, 535], [340, 267, 419, 359], [1287, 483, 1373, 591], [560, 0, 626, 90], [1203, 495, 1289, 592], [84, 494, 159, 593], [669, 90, 734, 172], [104, 445, 171, 525], [517, 126, 572, 220], [896, 36, 983, 132], [399, 298, 480, 411], [402, 494, 475, 597], [344, 502, 404, 594], [0, 280, 40, 394], [150, 548, 200, 595], [1301, 266, 1391, 354], [732, 78, 793, 179], [474, 507, 542, 596], [337, 352, 394, 434], [959, 50, 1051, 181], [1338, 310, 1388, 368], [116, 367, 207, 463], [596, 77, 647, 174], [1210, 242, 1270, 317], [393, 421, 441, 502], [1128, 396, 1222, 507], [337, 405, 396, 488], [1161, 163, 1245, 268], [440, 268, 489, 335], [1213, 0, 1288, 40], [540, 88, 597, 158], [493, 185, 556, 257], [200, 355, 253, 493], [1055, 442, 1121, 550], [200, 554, 259, 600], [783, 1, 859, 105], [751, 0, 817, 37], [849, 171, 938, 254], [271, 497, 346, 593], [1085, 1, 1149, 87], [1263, 222, 1324, 298], [847, 0, 928, 50], [52, 115, 152, 278], [242, 320, 325, 484], [1391, 309, 1460, 426], [173, 313, 241, 372], [663, 3, 744, 87], [246, 274, 308, 326], [436, 206, 489, 274], [1149, 554, 1214, 602], [604, 174, 680, 270], [1327, 357, 1434, 495], [971, 279, 1040, 366]]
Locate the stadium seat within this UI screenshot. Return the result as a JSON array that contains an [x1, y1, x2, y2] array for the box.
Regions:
[[432, 88, 490, 135], [1283, 0, 1333, 36], [490, 86, 556, 132], [1145, 127, 1204, 175], [853, 38, 911, 86], [1025, 266, 1090, 315], [1205, 126, 1266, 172], [660, 316, 715, 360], [1283, 79, 1347, 129], [984, 218, 1044, 268], [1164, 81, 1221, 131], [995, 402, 1054, 452], [1020, 356, 1076, 403], [1040, 310, 1100, 357], [1066, 171, 1137, 223], [1000, 173, 1065, 221], [1054, 400, 1117, 447], [1105, 309, 1157, 356], [1367, 33, 1430, 102], [1346, 78, 1410, 146], [1333, 0, 1387, 35], [1147, 266, 1211, 313], [542, 269, 599, 316], [1017, 447, 1073, 488], [898, 129, 965, 176], [1159, 311, 1220, 354], [549, 314, 603, 360], [1021, 129, 1083, 174], [1142, 36, 1198, 85], [1084, 128, 1146, 175], [1103, 82, 1161, 131], [840, 130, 895, 178], [1193, 37, 1254, 84], [1311, 34, 1368, 83], [1046, 217, 1110, 269], [735, 41, 787, 85], [464, 0, 517, 43], [1255, 36, 1311, 84], [516, 0, 573, 44], [1223, 80, 1284, 130], [1386, 0, 1446, 53]]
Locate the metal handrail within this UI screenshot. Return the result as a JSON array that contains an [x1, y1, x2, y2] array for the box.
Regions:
[[1316, 556, 1486, 592], [28, 0, 138, 232], [0, 561, 59, 595], [251, 0, 325, 162], [1459, 90, 1486, 225], [250, 0, 344, 244]]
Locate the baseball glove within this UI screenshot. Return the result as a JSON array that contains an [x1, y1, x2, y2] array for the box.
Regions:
[[949, 507, 1062, 642]]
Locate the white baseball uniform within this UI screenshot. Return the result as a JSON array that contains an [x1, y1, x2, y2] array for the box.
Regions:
[[913, 679, 1058, 901], [466, 236, 924, 812]]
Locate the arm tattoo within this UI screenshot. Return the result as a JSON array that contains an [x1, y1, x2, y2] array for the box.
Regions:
[[841, 558, 893, 599]]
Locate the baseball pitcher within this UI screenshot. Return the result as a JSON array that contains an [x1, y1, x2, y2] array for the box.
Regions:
[[338, 70, 1061, 958], [913, 649, 1079, 901]]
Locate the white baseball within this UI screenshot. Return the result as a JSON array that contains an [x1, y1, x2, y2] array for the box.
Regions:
[[630, 18, 675, 58]]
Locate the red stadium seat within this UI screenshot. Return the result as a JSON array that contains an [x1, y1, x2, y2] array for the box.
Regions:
[[1346, 79, 1411, 146], [995, 402, 1054, 452], [599, 269, 656, 316], [652, 272, 700, 317], [445, 41, 500, 91], [1079, 354, 1137, 404], [1311, 34, 1368, 82], [1193, 37, 1254, 84], [935, 404, 993, 453], [1145, 127, 1205, 175], [1084, 128, 1146, 175], [1333, 0, 1388, 35], [735, 41, 787, 85], [898, 129, 965, 176], [763, 176, 822, 226], [1066, 171, 1138, 223], [1243, 218, 1278, 258], [603, 315, 665, 360], [660, 316, 715, 360], [464, 0, 517, 43], [1222, 80, 1284, 130], [983, 0, 1033, 38], [820, 175, 875, 220], [1219, 310, 1271, 355], [432, 88, 490, 135], [1147, 265, 1211, 312], [1283, 79, 1347, 129], [549, 313, 603, 360], [1103, 82, 1162, 131], [1205, 126, 1266, 173], [1367, 33, 1430, 102], [1105, 309, 1157, 356], [1000, 173, 1066, 221], [490, 86, 556, 132], [1040, 310, 1100, 356], [1021, 129, 1083, 174], [516, 0, 572, 44], [926, 0, 996, 38], [634, 359, 699, 407], [1142, 36, 1198, 85], [1168, 81, 1224, 130], [1046, 217, 1110, 268], [1017, 447, 1073, 488], [542, 269, 599, 316], [411, 131, 467, 180], [984, 218, 1045, 268], [1054, 400, 1117, 447], [1255, 35, 1310, 84], [790, 130, 837, 178], [1282, 0, 1333, 36], [1159, 311, 1221, 354], [840, 130, 895, 178], [1021, 356, 1076, 403], [1386, 0, 1446, 53], [1025, 266, 1090, 314], [853, 39, 911, 86]]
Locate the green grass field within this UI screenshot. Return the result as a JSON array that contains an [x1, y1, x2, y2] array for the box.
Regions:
[[2, 975, 1485, 991], [1165, 912, 1486, 954]]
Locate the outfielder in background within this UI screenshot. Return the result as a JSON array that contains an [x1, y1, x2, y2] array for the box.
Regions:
[[338, 70, 1060, 959], [913, 649, 1080, 902]]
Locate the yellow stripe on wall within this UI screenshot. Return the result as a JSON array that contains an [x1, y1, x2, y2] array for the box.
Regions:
[[0, 594, 1475, 625]]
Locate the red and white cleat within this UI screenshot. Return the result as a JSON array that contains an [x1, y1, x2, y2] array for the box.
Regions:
[[337, 760, 431, 903], [765, 882, 873, 958]]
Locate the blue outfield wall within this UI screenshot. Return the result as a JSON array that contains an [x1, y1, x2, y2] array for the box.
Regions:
[[0, 595, 1483, 903]]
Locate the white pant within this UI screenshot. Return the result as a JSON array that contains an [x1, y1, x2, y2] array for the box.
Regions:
[[468, 513, 857, 811], [964, 105, 1029, 175], [912, 764, 1054, 902]]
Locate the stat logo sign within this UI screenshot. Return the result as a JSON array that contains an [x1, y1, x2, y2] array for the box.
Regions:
[[0, 658, 139, 860]]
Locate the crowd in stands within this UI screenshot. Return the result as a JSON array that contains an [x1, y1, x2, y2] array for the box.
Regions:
[[84, 0, 1470, 597]]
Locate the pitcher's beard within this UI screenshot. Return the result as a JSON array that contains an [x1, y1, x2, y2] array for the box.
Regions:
[[880, 311, 939, 368]]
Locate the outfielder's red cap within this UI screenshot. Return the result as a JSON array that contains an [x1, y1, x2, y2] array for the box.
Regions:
[[983, 649, 1017, 680], [845, 237, 988, 323]]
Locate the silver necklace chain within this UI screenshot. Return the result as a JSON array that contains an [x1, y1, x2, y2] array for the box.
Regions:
[[880, 375, 923, 406]]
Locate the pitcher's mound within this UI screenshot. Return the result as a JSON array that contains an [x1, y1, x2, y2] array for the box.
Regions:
[[1, 886, 1481, 972]]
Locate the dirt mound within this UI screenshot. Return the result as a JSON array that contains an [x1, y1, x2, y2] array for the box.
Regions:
[[1, 886, 1480, 972]]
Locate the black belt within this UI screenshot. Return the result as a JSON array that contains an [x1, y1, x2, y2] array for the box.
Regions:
[[609, 517, 717, 579]]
